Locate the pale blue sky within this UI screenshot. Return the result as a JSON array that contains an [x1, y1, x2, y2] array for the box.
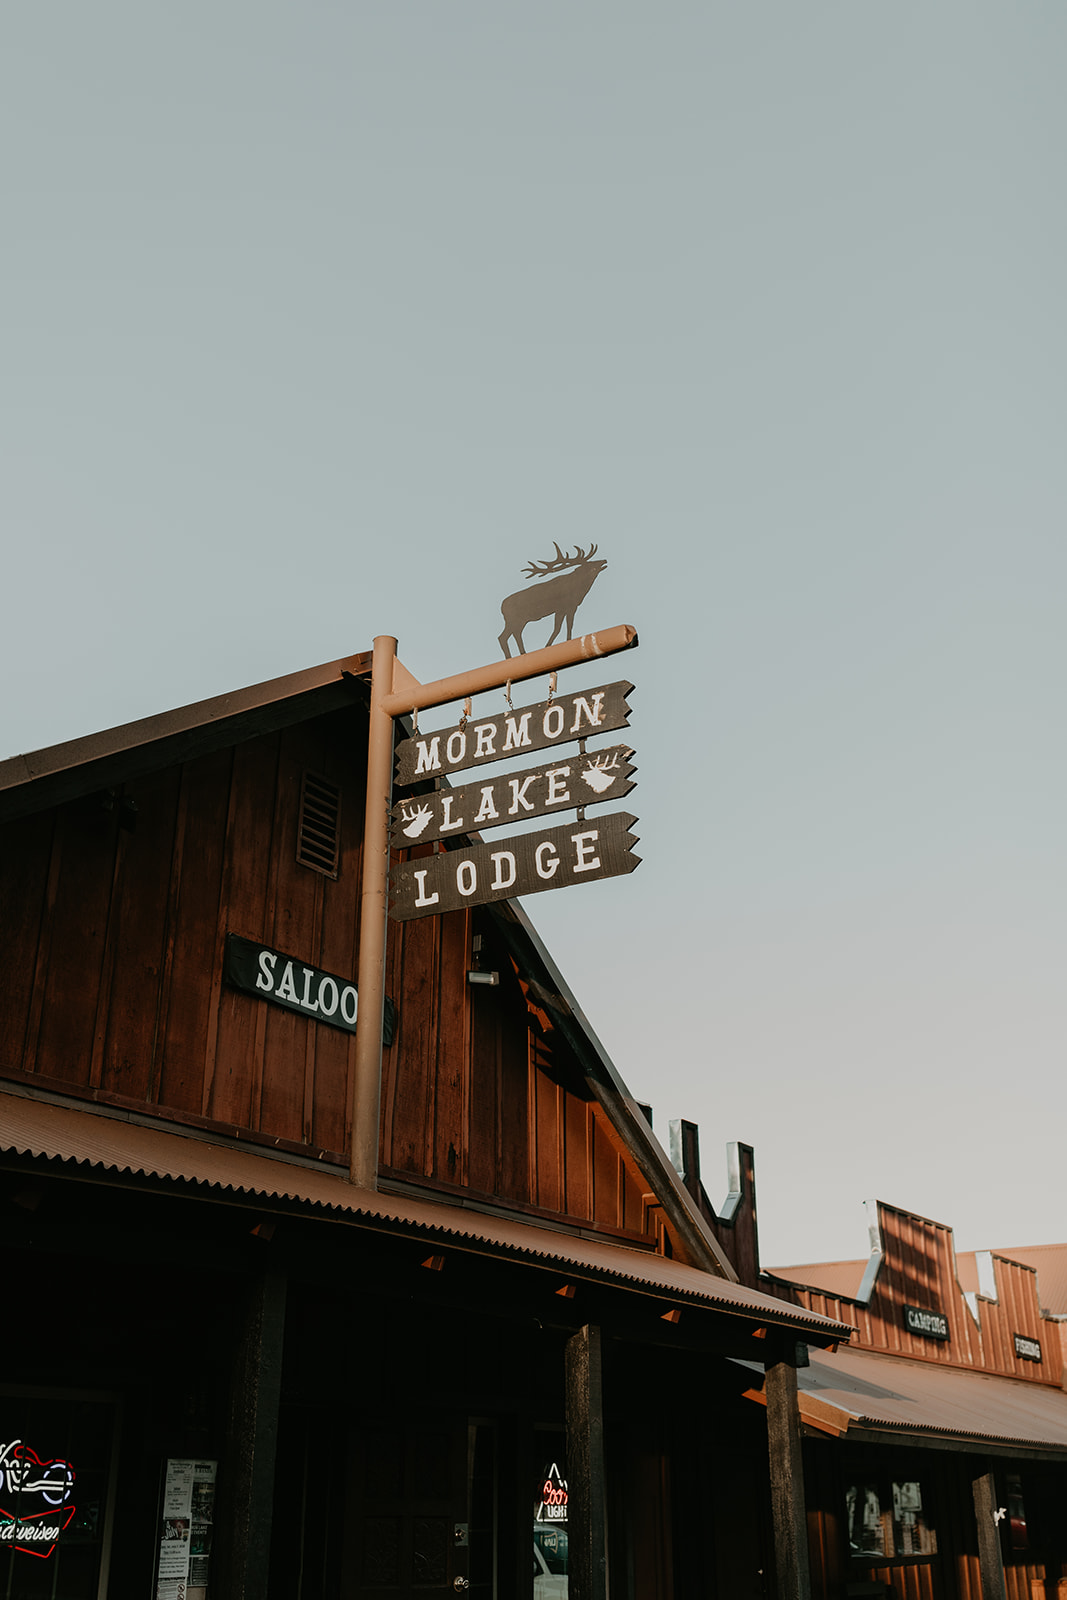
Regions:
[[3, 4, 1064, 1264]]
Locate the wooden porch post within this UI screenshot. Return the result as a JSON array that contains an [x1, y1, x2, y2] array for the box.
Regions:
[[566, 1324, 608, 1600], [214, 1270, 288, 1600], [765, 1346, 811, 1600], [972, 1463, 1008, 1600]]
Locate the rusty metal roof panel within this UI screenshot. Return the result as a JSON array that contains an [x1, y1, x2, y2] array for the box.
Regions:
[[768, 1259, 867, 1299], [793, 1345, 1067, 1451], [0, 1088, 849, 1339]]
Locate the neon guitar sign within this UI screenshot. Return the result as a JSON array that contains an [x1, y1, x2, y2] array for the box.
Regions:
[[0, 1440, 77, 1558]]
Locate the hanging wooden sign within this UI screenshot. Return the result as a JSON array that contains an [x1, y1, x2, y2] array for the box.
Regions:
[[389, 812, 640, 921], [393, 681, 633, 786], [391, 744, 636, 845]]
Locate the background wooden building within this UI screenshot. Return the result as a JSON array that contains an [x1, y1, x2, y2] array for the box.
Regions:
[[672, 1122, 1067, 1599]]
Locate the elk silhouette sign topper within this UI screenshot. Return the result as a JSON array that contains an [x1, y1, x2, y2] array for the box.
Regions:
[[379, 545, 638, 922], [498, 543, 606, 659]]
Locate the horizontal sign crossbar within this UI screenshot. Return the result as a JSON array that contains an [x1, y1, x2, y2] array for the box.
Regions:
[[390, 812, 640, 921], [391, 745, 636, 845], [394, 681, 633, 785]]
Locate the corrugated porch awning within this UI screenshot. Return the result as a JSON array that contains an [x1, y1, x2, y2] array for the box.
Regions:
[[743, 1344, 1067, 1456], [0, 1085, 849, 1342]]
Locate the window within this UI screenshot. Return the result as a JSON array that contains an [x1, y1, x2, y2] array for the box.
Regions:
[[533, 1436, 569, 1597], [845, 1477, 937, 1559], [0, 1386, 119, 1599]]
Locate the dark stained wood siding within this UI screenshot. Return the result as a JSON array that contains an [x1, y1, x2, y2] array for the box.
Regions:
[[378, 910, 659, 1243], [0, 706, 667, 1251]]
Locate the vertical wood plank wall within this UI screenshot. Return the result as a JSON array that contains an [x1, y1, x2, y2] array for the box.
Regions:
[[0, 708, 663, 1248]]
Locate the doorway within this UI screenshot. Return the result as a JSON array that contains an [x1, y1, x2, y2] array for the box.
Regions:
[[343, 1415, 496, 1598]]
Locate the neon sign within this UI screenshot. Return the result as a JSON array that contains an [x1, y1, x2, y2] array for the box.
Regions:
[[536, 1462, 568, 1525], [0, 1439, 77, 1558]]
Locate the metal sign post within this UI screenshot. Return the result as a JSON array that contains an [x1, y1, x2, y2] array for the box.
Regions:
[[348, 624, 638, 1190]]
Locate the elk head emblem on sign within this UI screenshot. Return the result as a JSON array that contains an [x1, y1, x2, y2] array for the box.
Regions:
[[498, 544, 607, 659]]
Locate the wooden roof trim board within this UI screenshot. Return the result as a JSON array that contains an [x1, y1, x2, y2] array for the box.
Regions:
[[0, 652, 373, 823], [487, 895, 741, 1282], [0, 1085, 850, 1343], [0, 648, 742, 1285]]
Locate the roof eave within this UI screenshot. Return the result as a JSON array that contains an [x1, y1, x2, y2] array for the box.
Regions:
[[0, 652, 373, 823]]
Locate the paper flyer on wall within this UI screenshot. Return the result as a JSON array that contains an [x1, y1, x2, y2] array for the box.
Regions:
[[156, 1458, 216, 1600]]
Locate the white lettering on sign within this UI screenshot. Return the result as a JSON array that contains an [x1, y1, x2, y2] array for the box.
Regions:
[[439, 795, 465, 833], [276, 961, 299, 1002], [389, 812, 640, 921], [224, 936, 380, 1040], [508, 774, 538, 815], [394, 681, 633, 785], [904, 1305, 950, 1340], [256, 950, 277, 991], [571, 693, 605, 732], [474, 787, 498, 822], [503, 713, 532, 751], [535, 842, 559, 879], [414, 870, 440, 907], [490, 851, 517, 890], [390, 746, 636, 848], [1013, 1333, 1042, 1362], [571, 830, 601, 873], [545, 767, 571, 804], [415, 736, 441, 775]]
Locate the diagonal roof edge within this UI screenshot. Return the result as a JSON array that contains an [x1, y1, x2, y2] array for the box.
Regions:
[[489, 897, 740, 1282], [0, 651, 373, 823]]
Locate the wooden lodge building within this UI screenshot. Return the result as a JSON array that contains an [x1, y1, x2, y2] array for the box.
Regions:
[[673, 1125, 1067, 1599], [0, 649, 850, 1600]]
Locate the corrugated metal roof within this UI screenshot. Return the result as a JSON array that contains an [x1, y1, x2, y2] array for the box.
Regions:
[[747, 1344, 1067, 1452], [0, 1089, 850, 1339], [769, 1259, 866, 1298]]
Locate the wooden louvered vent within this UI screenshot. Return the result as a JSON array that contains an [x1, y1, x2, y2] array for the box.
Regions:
[[297, 771, 341, 878]]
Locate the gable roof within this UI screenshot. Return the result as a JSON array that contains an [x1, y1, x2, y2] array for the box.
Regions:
[[0, 652, 747, 1283], [0, 652, 372, 824], [957, 1243, 1067, 1317]]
